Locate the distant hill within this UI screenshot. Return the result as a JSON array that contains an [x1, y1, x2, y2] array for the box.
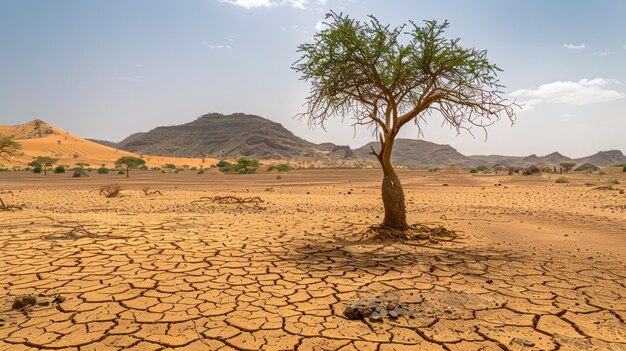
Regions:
[[86, 138, 118, 148], [574, 150, 626, 167], [112, 113, 366, 165], [355, 139, 477, 166]]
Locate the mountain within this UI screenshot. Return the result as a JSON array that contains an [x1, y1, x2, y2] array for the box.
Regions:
[[574, 150, 626, 167], [112, 113, 365, 164], [354, 139, 477, 167], [86, 138, 118, 148], [0, 120, 216, 168]]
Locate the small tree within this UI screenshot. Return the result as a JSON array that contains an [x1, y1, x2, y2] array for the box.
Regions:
[[559, 162, 576, 173], [0, 133, 22, 161], [234, 157, 260, 174], [28, 156, 58, 175], [115, 156, 146, 178], [293, 13, 516, 230], [163, 163, 177, 172]]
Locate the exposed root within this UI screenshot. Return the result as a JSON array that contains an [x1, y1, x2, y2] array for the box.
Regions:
[[0, 197, 22, 211], [192, 195, 266, 210], [142, 187, 163, 196], [358, 222, 458, 244], [592, 185, 614, 191]]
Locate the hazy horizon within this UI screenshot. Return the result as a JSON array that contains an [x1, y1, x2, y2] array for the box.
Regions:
[[1, 0, 625, 158]]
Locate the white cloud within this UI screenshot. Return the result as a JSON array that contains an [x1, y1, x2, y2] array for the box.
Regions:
[[599, 50, 610, 57], [314, 21, 324, 31], [117, 75, 142, 82], [563, 43, 586, 50], [203, 42, 232, 49], [218, 0, 307, 9], [511, 78, 624, 108]]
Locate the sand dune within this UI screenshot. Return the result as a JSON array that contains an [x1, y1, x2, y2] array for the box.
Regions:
[[0, 120, 217, 168]]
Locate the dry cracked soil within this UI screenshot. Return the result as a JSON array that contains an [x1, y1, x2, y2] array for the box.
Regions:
[[0, 169, 625, 351]]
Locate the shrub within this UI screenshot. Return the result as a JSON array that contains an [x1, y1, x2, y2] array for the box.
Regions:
[[53, 165, 66, 173], [276, 175, 282, 180], [97, 167, 109, 174], [117, 170, 125, 175], [428, 167, 440, 172], [523, 165, 541, 175], [268, 164, 293, 172], [555, 176, 569, 184], [190, 167, 197, 171], [150, 167, 161, 171], [608, 178, 620, 185], [33, 166, 42, 173], [161, 170, 165, 173], [197, 169, 205, 174], [623, 165, 626, 172], [72, 168, 89, 178], [469, 168, 478, 174], [216, 160, 230, 168]]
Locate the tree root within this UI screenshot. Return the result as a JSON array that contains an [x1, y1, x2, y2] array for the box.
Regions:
[[99, 184, 122, 198], [41, 217, 99, 240], [359, 222, 458, 244]]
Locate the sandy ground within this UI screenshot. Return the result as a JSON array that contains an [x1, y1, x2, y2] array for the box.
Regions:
[[0, 169, 624, 351]]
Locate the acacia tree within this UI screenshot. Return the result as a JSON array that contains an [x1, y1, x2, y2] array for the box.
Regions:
[[559, 162, 576, 173], [28, 156, 58, 175], [293, 13, 516, 231], [0, 133, 22, 161], [115, 156, 145, 178]]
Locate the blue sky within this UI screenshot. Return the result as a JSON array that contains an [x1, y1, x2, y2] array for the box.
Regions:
[[0, 0, 624, 157]]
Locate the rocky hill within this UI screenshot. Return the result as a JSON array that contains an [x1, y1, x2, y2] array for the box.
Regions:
[[355, 139, 478, 167]]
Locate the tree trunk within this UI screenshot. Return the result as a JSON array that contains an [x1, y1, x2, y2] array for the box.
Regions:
[[126, 167, 129, 178], [379, 139, 409, 230]]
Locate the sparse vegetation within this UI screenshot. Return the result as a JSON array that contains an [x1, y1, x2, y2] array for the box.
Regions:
[[276, 175, 282, 180], [268, 163, 293, 172], [555, 176, 569, 184], [469, 168, 478, 174], [115, 156, 146, 178], [523, 165, 541, 176], [97, 167, 109, 174], [72, 168, 89, 178], [608, 178, 620, 185], [28, 156, 58, 175], [559, 162, 576, 173], [428, 167, 440, 172], [100, 184, 121, 198], [163, 163, 177, 172]]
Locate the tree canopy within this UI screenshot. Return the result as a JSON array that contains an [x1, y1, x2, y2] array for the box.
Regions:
[[293, 12, 517, 231], [29, 156, 59, 175], [0, 133, 22, 161], [115, 156, 146, 178]]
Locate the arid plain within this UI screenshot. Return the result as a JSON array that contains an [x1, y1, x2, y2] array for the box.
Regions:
[[0, 168, 625, 351]]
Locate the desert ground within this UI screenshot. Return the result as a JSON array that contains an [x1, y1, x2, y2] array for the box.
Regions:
[[0, 168, 625, 351]]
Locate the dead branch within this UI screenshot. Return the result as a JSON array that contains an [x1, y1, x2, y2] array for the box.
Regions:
[[42, 217, 98, 240], [99, 184, 121, 198], [142, 187, 163, 196], [192, 195, 266, 210], [0, 197, 23, 211]]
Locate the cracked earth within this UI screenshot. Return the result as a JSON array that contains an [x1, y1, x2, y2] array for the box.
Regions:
[[1, 169, 625, 351]]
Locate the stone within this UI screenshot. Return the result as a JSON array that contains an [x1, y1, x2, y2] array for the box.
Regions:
[[369, 311, 383, 323]]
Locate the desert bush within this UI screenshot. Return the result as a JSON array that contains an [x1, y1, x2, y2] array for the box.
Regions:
[[608, 178, 620, 185], [150, 167, 161, 171], [555, 176, 569, 184], [216, 160, 230, 168], [268, 164, 293, 172], [72, 168, 89, 178], [54, 165, 66, 173], [33, 166, 42, 173], [469, 168, 478, 174], [97, 167, 109, 174], [276, 175, 282, 180], [235, 157, 260, 174], [197, 169, 205, 174], [428, 167, 440, 172], [542, 168, 554, 174], [117, 170, 125, 175], [623, 165, 626, 172], [523, 165, 541, 175], [161, 170, 165, 173], [190, 167, 197, 171]]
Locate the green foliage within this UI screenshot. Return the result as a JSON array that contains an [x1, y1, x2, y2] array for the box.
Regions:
[[276, 175, 282, 180], [469, 168, 478, 174], [115, 156, 146, 178], [117, 170, 125, 175], [428, 167, 440, 172], [29, 156, 58, 175], [33, 166, 42, 173], [197, 169, 205, 175], [163, 163, 177, 172], [216, 160, 230, 168], [542, 168, 554, 174], [72, 168, 89, 178], [150, 167, 161, 171], [623, 165, 626, 172], [559, 162, 576, 173], [268, 163, 293, 172], [190, 167, 198, 171], [174, 169, 180, 173], [235, 157, 260, 174], [97, 167, 109, 174], [555, 176, 569, 184], [608, 178, 620, 185], [54, 165, 66, 173], [0, 133, 23, 161]]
